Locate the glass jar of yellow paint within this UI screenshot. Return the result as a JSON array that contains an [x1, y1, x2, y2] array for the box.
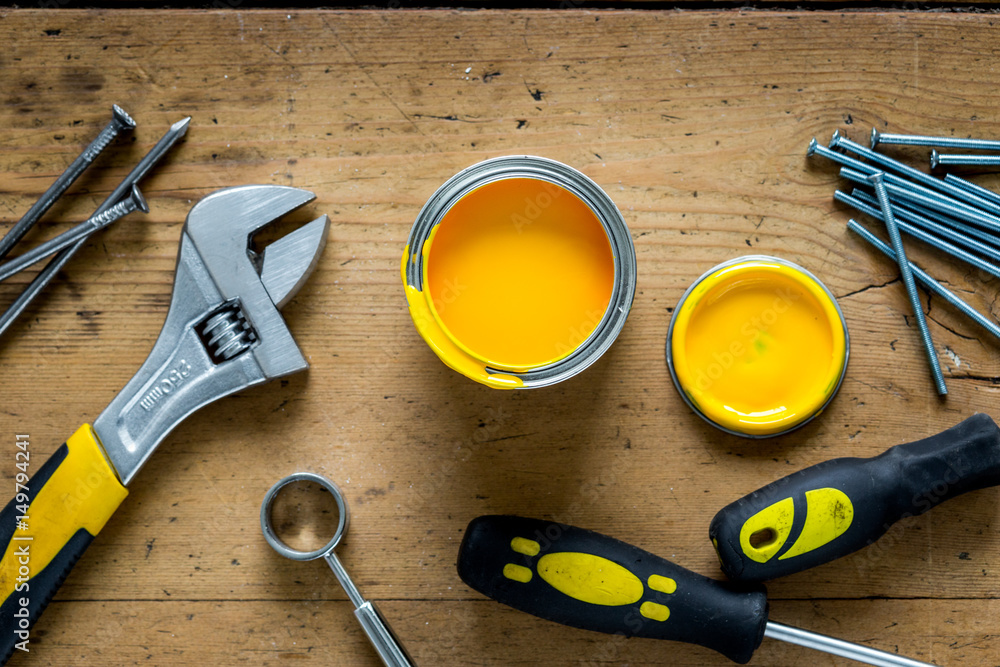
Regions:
[[667, 256, 849, 438], [402, 156, 637, 389]]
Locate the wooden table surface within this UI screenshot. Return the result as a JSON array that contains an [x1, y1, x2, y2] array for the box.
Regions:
[[3, 7, 1000, 666]]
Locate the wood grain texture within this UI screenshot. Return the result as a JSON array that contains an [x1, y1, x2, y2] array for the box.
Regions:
[[2, 7, 1000, 665]]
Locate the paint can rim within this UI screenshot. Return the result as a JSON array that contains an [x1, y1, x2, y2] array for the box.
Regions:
[[665, 255, 850, 438], [404, 155, 637, 389]]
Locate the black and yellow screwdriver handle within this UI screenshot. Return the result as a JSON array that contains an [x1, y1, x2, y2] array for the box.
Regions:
[[710, 413, 1000, 583], [0, 425, 128, 663], [458, 515, 769, 664]]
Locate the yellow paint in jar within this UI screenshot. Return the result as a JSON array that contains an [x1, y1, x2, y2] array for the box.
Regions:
[[668, 256, 848, 437], [403, 156, 637, 389], [425, 178, 615, 370]]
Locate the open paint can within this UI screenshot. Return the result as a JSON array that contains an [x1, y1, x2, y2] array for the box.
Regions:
[[403, 156, 636, 389], [666, 256, 849, 438]]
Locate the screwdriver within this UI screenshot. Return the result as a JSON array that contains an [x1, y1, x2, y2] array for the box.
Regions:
[[710, 413, 1000, 583], [458, 515, 935, 666]]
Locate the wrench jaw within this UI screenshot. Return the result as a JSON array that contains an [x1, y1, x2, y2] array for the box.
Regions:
[[92, 185, 329, 486], [185, 185, 323, 379]]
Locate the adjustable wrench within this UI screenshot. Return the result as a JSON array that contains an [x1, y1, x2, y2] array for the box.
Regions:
[[0, 185, 329, 662]]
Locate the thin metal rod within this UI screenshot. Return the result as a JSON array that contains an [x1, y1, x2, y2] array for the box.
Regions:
[[0, 117, 190, 339], [845, 189, 1000, 272], [932, 151, 1000, 168], [808, 138, 878, 175], [868, 172, 947, 396], [847, 220, 1000, 344], [944, 173, 1000, 209], [0, 105, 134, 261], [832, 131, 1000, 218], [838, 165, 1000, 233], [765, 621, 937, 667], [892, 195, 1000, 251], [324, 550, 366, 609], [872, 128, 1000, 152], [0, 186, 147, 283]]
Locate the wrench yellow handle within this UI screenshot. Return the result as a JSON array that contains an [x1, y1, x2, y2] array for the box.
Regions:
[[0, 424, 127, 661]]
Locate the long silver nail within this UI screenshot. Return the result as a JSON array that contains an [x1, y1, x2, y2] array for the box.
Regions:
[[848, 219, 1000, 344], [838, 165, 1000, 233], [0, 105, 135, 261], [0, 117, 190, 339], [931, 150, 1000, 168], [0, 186, 148, 283], [944, 173, 1000, 209], [868, 172, 947, 396], [831, 130, 1000, 218], [872, 128, 1000, 152], [837, 188, 1000, 279]]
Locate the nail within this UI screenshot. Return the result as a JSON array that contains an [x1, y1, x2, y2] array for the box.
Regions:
[[831, 130, 1000, 218], [867, 172, 947, 396], [848, 219, 1000, 344], [871, 130, 1000, 152], [932, 151, 1000, 168], [0, 104, 136, 261], [0, 117, 190, 340], [0, 186, 148, 283]]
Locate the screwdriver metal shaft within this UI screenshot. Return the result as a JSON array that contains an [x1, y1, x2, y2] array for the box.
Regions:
[[765, 621, 935, 667]]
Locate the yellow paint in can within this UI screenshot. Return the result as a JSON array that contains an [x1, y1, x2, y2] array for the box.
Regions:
[[668, 256, 848, 437], [403, 157, 635, 389], [425, 178, 614, 369]]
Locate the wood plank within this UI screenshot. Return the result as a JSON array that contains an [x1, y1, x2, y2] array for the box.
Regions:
[[22, 599, 992, 665], [2, 8, 1000, 665]]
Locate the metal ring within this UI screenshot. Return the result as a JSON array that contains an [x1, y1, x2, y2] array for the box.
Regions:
[[260, 472, 350, 562]]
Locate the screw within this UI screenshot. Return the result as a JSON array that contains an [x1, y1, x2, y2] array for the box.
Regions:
[[868, 172, 947, 396], [838, 165, 1000, 234], [943, 173, 1000, 209], [931, 150, 1000, 168], [838, 188, 1000, 278], [0, 116, 190, 339], [867, 189, 1000, 251], [0, 185, 148, 283], [848, 219, 1000, 344], [807, 137, 877, 174], [871, 128, 1000, 152], [831, 130, 1000, 218], [0, 104, 135, 262]]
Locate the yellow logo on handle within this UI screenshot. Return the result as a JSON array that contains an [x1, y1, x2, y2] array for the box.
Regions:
[[739, 497, 795, 563], [500, 540, 675, 622], [536, 552, 644, 606], [779, 488, 854, 560], [738, 489, 854, 563]]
